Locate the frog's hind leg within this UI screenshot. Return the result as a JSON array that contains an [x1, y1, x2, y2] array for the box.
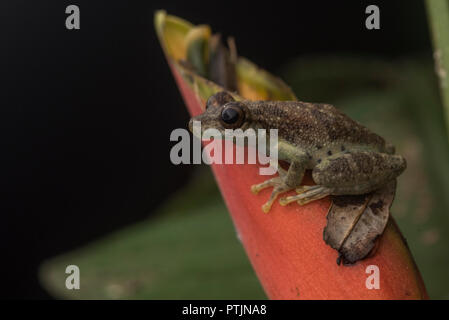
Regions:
[[312, 151, 406, 195], [279, 185, 331, 206]]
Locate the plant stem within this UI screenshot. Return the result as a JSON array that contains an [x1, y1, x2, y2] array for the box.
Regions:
[[426, 0, 449, 140]]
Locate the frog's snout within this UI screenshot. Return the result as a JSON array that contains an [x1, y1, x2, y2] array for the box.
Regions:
[[188, 118, 194, 133], [188, 117, 205, 139], [188, 114, 204, 133]]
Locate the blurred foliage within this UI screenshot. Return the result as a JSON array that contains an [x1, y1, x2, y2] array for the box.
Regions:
[[426, 0, 449, 140], [40, 168, 265, 299], [40, 56, 449, 299]]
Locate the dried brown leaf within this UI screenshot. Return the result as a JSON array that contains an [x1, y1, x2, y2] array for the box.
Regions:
[[324, 180, 396, 265]]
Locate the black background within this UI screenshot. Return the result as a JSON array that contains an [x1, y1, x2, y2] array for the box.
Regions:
[[0, 0, 431, 299]]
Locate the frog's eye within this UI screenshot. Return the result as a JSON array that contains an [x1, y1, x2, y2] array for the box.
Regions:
[[220, 104, 245, 128], [206, 91, 235, 109]]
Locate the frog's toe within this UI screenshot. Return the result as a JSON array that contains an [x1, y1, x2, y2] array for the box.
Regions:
[[280, 186, 331, 206], [261, 201, 274, 213], [261, 184, 294, 213], [251, 177, 282, 194], [296, 188, 330, 205], [294, 185, 319, 194]]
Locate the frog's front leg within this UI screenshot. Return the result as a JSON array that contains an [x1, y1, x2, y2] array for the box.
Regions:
[[251, 160, 305, 213]]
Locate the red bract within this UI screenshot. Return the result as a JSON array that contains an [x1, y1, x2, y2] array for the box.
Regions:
[[157, 11, 428, 300]]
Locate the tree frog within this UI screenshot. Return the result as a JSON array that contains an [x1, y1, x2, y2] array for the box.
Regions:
[[189, 91, 406, 213]]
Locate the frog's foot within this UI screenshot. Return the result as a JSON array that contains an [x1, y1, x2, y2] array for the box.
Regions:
[[251, 175, 293, 213], [279, 185, 331, 206], [250, 165, 287, 194]]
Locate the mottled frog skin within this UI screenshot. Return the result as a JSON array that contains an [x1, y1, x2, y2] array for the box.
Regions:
[[189, 92, 406, 213]]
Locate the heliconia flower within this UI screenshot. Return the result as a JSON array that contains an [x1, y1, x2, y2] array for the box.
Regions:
[[155, 10, 428, 299]]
